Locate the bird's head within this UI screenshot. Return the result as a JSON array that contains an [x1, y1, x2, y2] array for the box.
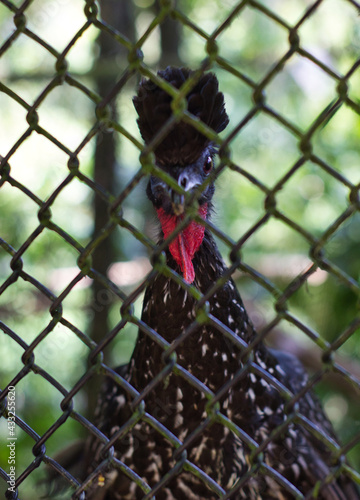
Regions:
[[133, 67, 229, 283]]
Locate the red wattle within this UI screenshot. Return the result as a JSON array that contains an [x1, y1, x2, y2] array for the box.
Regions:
[[156, 204, 207, 284]]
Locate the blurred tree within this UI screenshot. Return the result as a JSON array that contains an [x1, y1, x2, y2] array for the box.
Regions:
[[87, 0, 135, 416], [157, 0, 182, 67]]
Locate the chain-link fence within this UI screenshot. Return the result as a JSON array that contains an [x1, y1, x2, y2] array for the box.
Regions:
[[1, 0, 360, 498]]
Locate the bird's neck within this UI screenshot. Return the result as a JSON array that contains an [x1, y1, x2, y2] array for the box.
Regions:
[[130, 227, 256, 394]]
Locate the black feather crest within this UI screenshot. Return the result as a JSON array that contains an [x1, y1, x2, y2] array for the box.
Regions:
[[133, 67, 229, 165]]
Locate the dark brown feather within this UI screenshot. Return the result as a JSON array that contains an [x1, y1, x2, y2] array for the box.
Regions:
[[133, 67, 229, 165], [80, 68, 360, 500]]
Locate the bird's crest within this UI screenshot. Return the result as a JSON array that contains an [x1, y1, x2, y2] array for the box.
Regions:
[[133, 67, 229, 165]]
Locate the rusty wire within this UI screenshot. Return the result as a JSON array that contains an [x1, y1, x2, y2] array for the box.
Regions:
[[0, 0, 360, 499]]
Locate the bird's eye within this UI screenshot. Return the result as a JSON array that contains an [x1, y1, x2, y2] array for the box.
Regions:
[[203, 156, 213, 175]]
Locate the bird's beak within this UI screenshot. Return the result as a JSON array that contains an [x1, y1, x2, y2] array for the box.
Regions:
[[171, 191, 185, 216], [148, 168, 203, 216], [171, 169, 203, 216]]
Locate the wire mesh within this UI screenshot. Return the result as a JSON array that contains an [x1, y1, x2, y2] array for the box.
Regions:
[[0, 0, 360, 499]]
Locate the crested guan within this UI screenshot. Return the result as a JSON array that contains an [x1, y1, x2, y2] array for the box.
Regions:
[[82, 67, 360, 500]]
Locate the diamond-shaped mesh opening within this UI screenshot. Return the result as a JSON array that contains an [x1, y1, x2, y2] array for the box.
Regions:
[[0, 30, 56, 81], [50, 178, 94, 243], [25, 2, 92, 54], [275, 160, 351, 231], [36, 85, 96, 151], [1, 1, 359, 499], [312, 105, 360, 181], [230, 113, 300, 183], [269, 54, 339, 129], [6, 136, 72, 199], [216, 7, 290, 79], [0, 280, 53, 343], [297, 0, 360, 74]]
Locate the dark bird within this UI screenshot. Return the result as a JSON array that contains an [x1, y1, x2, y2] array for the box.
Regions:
[[82, 67, 359, 499]]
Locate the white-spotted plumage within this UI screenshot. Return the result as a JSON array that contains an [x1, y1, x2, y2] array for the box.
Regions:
[[86, 240, 358, 499], [84, 67, 359, 500]]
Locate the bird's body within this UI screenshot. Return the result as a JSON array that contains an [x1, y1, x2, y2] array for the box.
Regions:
[[84, 68, 359, 500]]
